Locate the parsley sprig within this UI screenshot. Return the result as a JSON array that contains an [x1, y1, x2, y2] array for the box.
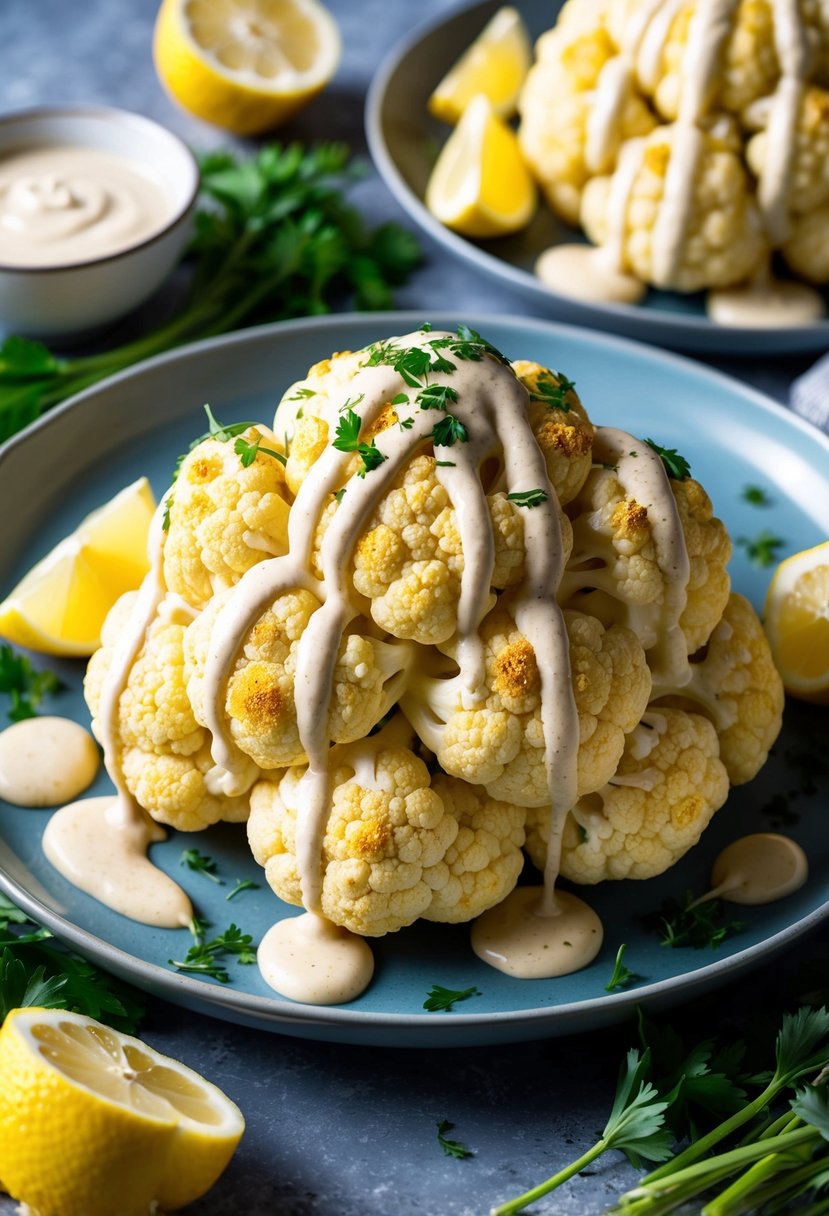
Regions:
[[0, 644, 63, 723], [168, 918, 257, 983], [0, 892, 144, 1032], [332, 408, 387, 477], [0, 142, 421, 444], [529, 372, 574, 411], [180, 848, 223, 885], [643, 439, 692, 481], [506, 489, 549, 509], [737, 529, 786, 568], [644, 890, 745, 950], [605, 943, 639, 992], [423, 984, 480, 1012], [437, 1119, 474, 1160]]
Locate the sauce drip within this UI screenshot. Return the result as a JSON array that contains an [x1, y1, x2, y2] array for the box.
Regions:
[[702, 832, 808, 905], [257, 911, 374, 1004], [43, 505, 193, 928], [0, 717, 99, 807], [707, 279, 824, 325], [0, 145, 170, 267], [471, 887, 604, 978]]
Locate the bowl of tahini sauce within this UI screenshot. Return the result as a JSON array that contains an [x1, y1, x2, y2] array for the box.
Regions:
[[0, 106, 198, 339]]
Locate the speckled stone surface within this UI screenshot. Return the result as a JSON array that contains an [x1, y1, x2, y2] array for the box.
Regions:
[[0, 2, 826, 1214]]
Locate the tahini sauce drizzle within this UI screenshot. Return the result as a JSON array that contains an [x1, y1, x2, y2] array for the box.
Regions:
[[694, 832, 808, 905], [535, 0, 823, 324], [42, 506, 193, 928], [0, 716, 98, 807]]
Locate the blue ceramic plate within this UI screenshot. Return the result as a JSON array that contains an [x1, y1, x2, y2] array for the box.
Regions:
[[365, 0, 829, 356], [1, 313, 828, 1047]]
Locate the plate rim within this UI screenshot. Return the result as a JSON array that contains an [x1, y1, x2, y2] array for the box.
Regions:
[[364, 0, 829, 349], [2, 309, 829, 1041]]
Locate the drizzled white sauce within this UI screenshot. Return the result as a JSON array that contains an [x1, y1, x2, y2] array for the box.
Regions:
[[0, 717, 98, 807], [471, 887, 603, 978], [536, 0, 816, 322], [705, 832, 808, 904], [258, 912, 374, 1004], [42, 505, 193, 929]]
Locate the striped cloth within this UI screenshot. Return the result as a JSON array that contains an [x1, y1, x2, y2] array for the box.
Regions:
[[790, 353, 829, 432]]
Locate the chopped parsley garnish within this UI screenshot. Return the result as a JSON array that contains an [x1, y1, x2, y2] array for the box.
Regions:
[[742, 484, 771, 507], [171, 403, 263, 481], [436, 1119, 474, 1160], [332, 408, 387, 477], [643, 439, 691, 480], [0, 645, 63, 723], [435, 460, 456, 468], [507, 489, 549, 509], [161, 495, 173, 532], [168, 920, 256, 983], [417, 384, 459, 412], [737, 530, 785, 568], [226, 879, 261, 902], [605, 944, 639, 992], [332, 488, 347, 504], [431, 414, 468, 447], [233, 435, 287, 468], [287, 387, 316, 401], [644, 890, 744, 950], [180, 848, 223, 885], [398, 416, 415, 430], [423, 984, 480, 1012], [529, 372, 574, 411]]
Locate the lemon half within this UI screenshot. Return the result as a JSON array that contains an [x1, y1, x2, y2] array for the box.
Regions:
[[154, 0, 341, 134], [426, 93, 537, 238], [428, 6, 532, 125], [764, 539, 829, 703], [0, 1007, 245, 1216], [0, 476, 155, 656]]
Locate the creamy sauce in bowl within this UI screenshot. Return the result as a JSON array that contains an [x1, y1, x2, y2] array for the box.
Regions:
[[0, 144, 171, 267]]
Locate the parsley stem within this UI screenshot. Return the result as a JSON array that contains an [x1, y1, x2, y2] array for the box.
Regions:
[[701, 1148, 812, 1216], [490, 1141, 610, 1216], [615, 1162, 739, 1216]]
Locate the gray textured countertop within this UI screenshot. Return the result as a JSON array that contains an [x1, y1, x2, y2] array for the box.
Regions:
[[0, 2, 827, 1214]]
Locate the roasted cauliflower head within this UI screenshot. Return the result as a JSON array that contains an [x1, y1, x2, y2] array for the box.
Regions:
[[85, 326, 787, 951], [517, 0, 829, 300]]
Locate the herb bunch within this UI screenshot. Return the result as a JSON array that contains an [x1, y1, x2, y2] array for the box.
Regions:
[[0, 892, 144, 1033], [0, 142, 421, 443]]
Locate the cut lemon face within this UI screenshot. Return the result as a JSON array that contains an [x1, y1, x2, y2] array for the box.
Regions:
[[0, 1007, 244, 1216], [426, 93, 537, 239], [428, 6, 532, 125], [764, 539, 829, 703], [0, 476, 155, 657], [153, 0, 341, 135]]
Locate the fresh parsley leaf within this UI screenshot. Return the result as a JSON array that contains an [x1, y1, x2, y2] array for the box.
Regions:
[[737, 530, 785, 568], [287, 387, 316, 401], [529, 372, 574, 411], [431, 415, 468, 447], [356, 440, 386, 477], [0, 950, 67, 1020], [417, 384, 459, 412], [742, 484, 771, 507], [0, 645, 63, 723], [399, 416, 414, 430], [226, 879, 261, 902], [436, 1119, 474, 1159], [169, 922, 257, 982], [180, 848, 223, 885], [435, 460, 456, 468], [161, 495, 173, 532], [644, 890, 745, 951], [605, 944, 639, 992], [643, 439, 691, 480], [423, 984, 480, 1012], [333, 409, 362, 452], [391, 392, 409, 406], [507, 489, 548, 509], [332, 488, 347, 504], [233, 435, 287, 468]]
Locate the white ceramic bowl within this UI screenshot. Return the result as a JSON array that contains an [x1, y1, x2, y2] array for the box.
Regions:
[[0, 105, 199, 340]]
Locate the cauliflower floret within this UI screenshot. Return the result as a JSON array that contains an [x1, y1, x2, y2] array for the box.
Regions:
[[511, 361, 595, 505], [277, 349, 369, 493], [402, 607, 651, 806], [782, 203, 829, 280], [581, 127, 768, 290], [184, 586, 411, 770], [560, 465, 731, 656], [655, 591, 784, 784], [525, 707, 729, 881], [747, 87, 829, 220], [163, 425, 291, 610], [424, 776, 527, 923], [351, 454, 568, 646], [248, 733, 459, 936], [519, 26, 658, 223], [84, 592, 247, 831]]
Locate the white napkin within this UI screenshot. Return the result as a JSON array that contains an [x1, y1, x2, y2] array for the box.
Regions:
[[790, 352, 829, 432]]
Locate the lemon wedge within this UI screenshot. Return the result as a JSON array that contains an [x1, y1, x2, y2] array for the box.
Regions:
[[0, 1007, 244, 1216], [153, 0, 341, 135], [426, 93, 537, 238], [764, 539, 829, 704], [0, 476, 155, 657], [428, 6, 532, 125]]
